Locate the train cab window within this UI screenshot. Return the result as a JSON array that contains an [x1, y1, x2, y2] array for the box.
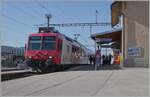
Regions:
[[29, 36, 41, 50], [42, 42, 56, 50], [30, 36, 41, 41], [43, 36, 56, 41], [29, 43, 41, 50], [42, 36, 56, 50], [60, 42, 62, 50], [58, 41, 62, 51]]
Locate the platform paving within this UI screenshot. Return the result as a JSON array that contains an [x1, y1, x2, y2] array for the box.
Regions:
[[2, 65, 149, 96]]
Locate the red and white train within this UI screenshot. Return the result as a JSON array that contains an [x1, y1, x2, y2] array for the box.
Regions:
[[24, 27, 89, 72]]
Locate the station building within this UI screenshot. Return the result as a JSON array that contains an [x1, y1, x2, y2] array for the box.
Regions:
[[92, 1, 149, 67], [1, 45, 25, 68], [111, 1, 149, 67]]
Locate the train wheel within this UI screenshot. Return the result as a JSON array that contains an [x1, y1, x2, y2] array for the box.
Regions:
[[44, 66, 55, 73], [37, 66, 56, 73], [45, 60, 57, 72], [36, 68, 43, 73], [38, 63, 48, 73]]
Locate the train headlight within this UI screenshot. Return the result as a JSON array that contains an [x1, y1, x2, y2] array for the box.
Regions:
[[49, 56, 53, 59], [28, 56, 32, 59]]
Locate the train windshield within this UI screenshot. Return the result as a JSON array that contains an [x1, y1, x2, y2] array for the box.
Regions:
[[28, 36, 56, 50], [42, 36, 56, 50], [43, 36, 56, 41], [29, 36, 41, 50], [29, 43, 41, 50], [42, 42, 56, 50]]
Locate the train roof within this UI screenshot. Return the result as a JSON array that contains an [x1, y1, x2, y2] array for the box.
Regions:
[[29, 27, 88, 50], [38, 27, 60, 33], [62, 34, 81, 47], [29, 32, 61, 37]]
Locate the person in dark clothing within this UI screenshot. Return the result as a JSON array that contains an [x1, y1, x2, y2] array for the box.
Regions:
[[89, 55, 93, 65], [102, 55, 105, 65], [103, 55, 107, 65], [105, 55, 109, 65], [108, 54, 113, 65], [92, 55, 95, 66]]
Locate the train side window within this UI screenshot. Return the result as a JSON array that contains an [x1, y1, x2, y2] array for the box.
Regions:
[[57, 42, 59, 51], [72, 47, 77, 53], [58, 41, 62, 51], [60, 42, 62, 50], [67, 45, 69, 52], [30, 36, 41, 41], [72, 47, 74, 53]]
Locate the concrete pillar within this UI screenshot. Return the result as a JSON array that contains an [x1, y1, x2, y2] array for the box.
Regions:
[[120, 14, 125, 69]]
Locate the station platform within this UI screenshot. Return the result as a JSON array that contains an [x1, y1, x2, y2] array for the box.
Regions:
[[2, 65, 149, 96]]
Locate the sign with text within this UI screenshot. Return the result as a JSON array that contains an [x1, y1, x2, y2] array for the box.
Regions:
[[95, 38, 112, 43], [128, 47, 142, 57]]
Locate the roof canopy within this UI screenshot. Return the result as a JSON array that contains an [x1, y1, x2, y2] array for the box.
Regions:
[[91, 28, 122, 49]]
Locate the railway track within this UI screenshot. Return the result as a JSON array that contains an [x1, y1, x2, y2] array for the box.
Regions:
[[1, 70, 33, 81], [1, 68, 19, 72], [1, 64, 83, 81]]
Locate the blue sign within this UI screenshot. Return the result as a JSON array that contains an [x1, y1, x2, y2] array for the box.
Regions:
[[128, 47, 142, 57], [95, 38, 112, 43]]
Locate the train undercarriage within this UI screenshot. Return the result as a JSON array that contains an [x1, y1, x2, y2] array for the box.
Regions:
[[25, 58, 57, 73]]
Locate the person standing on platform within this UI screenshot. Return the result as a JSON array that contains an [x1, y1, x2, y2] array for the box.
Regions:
[[89, 55, 93, 65], [95, 46, 101, 70], [102, 54, 105, 66], [108, 54, 113, 65], [92, 55, 95, 67]]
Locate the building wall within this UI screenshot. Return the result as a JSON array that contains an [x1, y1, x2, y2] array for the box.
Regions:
[[1, 46, 25, 68], [123, 1, 149, 67]]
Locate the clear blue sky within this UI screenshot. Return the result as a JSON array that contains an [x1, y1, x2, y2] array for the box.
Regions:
[[1, 0, 114, 52]]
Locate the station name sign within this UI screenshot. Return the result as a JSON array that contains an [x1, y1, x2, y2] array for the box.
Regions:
[[95, 38, 112, 43], [128, 47, 142, 57]]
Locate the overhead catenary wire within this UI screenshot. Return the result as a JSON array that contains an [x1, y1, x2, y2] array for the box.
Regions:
[[36, 1, 50, 13], [35, 1, 65, 25], [2, 24, 28, 35], [79, 35, 95, 48], [1, 14, 31, 28], [3, 3, 45, 30], [72, 27, 94, 49], [10, 4, 39, 20], [47, 3, 66, 23], [21, 3, 44, 21]]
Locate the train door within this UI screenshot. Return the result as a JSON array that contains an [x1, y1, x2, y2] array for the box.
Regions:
[[57, 39, 62, 64], [60, 37, 65, 64], [60, 37, 72, 64]]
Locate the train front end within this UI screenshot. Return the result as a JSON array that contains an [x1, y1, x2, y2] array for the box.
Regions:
[[25, 33, 62, 73]]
